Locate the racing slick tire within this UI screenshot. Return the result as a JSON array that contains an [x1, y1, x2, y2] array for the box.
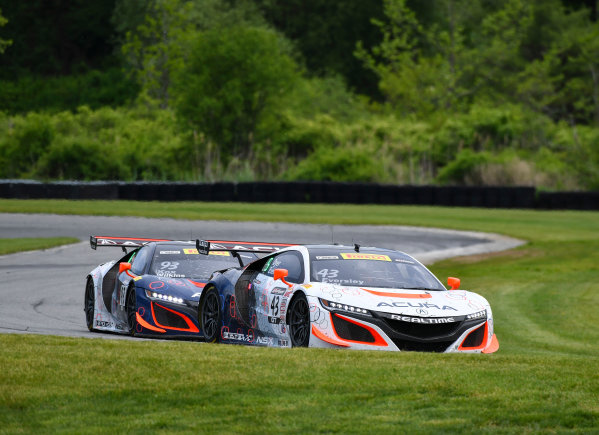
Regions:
[[200, 287, 221, 343], [84, 277, 97, 332], [288, 293, 310, 347], [126, 284, 138, 336]]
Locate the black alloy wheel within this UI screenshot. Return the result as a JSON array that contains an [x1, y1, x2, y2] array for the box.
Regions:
[[288, 293, 310, 347], [126, 284, 137, 336], [201, 288, 221, 343], [84, 278, 96, 331]]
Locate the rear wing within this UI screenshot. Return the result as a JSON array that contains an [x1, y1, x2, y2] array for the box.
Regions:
[[90, 236, 296, 254], [196, 239, 296, 255], [90, 236, 172, 250]]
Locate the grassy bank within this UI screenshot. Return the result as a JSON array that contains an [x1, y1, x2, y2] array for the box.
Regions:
[[0, 237, 79, 255], [1, 200, 598, 432]]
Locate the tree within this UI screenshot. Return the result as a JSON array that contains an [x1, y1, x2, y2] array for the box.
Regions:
[[356, 0, 479, 116], [173, 25, 299, 166], [0, 8, 12, 54], [120, 0, 265, 108]]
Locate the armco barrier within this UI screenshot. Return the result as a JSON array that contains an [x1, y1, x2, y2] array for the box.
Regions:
[[0, 180, 597, 210]]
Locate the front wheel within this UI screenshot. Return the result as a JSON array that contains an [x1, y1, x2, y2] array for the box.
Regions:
[[200, 287, 221, 343], [84, 277, 96, 332], [288, 293, 310, 347], [126, 284, 137, 336]]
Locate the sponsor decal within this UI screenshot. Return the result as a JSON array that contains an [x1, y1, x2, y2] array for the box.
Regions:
[[278, 339, 289, 347], [222, 331, 252, 342], [254, 336, 275, 345], [271, 287, 287, 296], [391, 314, 456, 324], [377, 302, 458, 311], [156, 270, 185, 278], [191, 292, 202, 298], [208, 251, 230, 256], [341, 253, 391, 261], [268, 316, 281, 324], [160, 251, 181, 254], [316, 256, 340, 260], [133, 276, 142, 281], [183, 249, 199, 254], [96, 320, 113, 328]]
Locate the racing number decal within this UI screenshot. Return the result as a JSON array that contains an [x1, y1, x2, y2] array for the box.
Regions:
[[271, 295, 280, 317], [316, 269, 339, 281], [160, 261, 179, 270], [119, 283, 127, 307]]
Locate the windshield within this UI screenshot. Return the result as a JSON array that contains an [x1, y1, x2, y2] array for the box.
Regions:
[[309, 251, 445, 290], [149, 246, 246, 280]]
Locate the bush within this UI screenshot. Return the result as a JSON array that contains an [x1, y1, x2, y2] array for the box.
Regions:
[[0, 68, 138, 114], [285, 146, 384, 182]]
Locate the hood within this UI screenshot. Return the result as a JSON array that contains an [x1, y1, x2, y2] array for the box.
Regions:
[[310, 284, 489, 318], [138, 276, 207, 300]]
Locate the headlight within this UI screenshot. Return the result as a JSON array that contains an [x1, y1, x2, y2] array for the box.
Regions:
[[466, 310, 487, 320], [145, 290, 185, 305], [319, 298, 372, 316]]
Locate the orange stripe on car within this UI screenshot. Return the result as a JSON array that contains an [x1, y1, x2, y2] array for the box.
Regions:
[[482, 333, 499, 354], [332, 313, 389, 347], [136, 312, 166, 333], [311, 324, 350, 347], [151, 302, 199, 333], [361, 288, 432, 299], [458, 321, 489, 351]]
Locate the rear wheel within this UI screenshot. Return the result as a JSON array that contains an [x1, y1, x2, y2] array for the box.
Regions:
[[126, 285, 137, 336], [200, 288, 221, 343], [84, 278, 96, 332], [288, 293, 310, 347]]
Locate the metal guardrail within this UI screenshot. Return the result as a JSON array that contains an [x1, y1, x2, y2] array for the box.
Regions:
[[0, 180, 597, 210]]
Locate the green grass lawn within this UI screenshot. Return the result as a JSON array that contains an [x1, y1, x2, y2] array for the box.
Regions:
[[0, 237, 80, 255], [1, 199, 598, 433]]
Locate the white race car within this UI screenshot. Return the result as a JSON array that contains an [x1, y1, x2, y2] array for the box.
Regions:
[[198, 242, 499, 353]]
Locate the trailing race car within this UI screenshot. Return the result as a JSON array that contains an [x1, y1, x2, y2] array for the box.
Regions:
[[196, 241, 499, 353], [85, 236, 291, 338]]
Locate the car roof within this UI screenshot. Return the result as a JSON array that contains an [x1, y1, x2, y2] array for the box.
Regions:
[[300, 244, 414, 260]]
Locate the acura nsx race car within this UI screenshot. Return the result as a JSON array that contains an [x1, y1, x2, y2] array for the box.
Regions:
[[84, 236, 291, 339], [197, 241, 499, 353]]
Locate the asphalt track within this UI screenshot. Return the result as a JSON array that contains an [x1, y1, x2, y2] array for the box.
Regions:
[[0, 213, 523, 340]]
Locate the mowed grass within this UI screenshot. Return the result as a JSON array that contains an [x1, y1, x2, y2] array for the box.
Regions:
[[0, 237, 80, 255], [1, 199, 599, 433]]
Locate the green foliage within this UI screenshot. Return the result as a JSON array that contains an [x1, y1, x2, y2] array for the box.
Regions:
[[286, 146, 384, 182], [121, 0, 266, 109], [0, 68, 138, 114], [0, 106, 185, 181], [0, 7, 12, 54], [174, 25, 300, 166]]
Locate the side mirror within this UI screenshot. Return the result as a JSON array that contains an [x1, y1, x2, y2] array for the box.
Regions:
[[273, 268, 292, 288], [447, 277, 460, 290], [119, 262, 132, 275]]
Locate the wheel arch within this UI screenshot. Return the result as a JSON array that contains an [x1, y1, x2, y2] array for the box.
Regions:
[[285, 289, 307, 326]]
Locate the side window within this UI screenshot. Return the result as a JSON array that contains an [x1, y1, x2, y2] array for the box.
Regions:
[[131, 246, 152, 275], [264, 251, 305, 284]]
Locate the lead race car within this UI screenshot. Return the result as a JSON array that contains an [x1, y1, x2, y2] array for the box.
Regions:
[[85, 236, 292, 339], [196, 241, 499, 353]]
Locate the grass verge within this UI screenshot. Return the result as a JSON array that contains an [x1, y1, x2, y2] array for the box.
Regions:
[[0, 237, 80, 255], [1, 199, 598, 432]]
